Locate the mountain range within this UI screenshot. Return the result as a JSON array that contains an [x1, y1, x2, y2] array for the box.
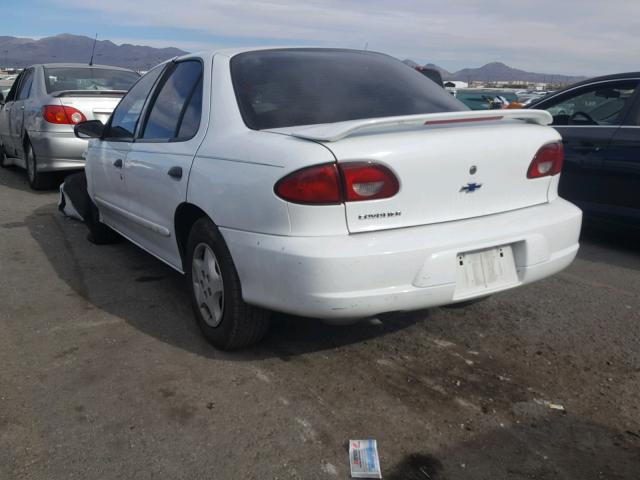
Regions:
[[0, 34, 187, 70], [403, 59, 586, 84], [1, 34, 587, 83]]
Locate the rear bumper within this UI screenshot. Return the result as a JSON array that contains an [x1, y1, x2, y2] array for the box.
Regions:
[[28, 130, 88, 172], [221, 199, 582, 321]]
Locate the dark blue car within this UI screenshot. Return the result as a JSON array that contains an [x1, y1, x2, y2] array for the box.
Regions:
[[530, 72, 640, 227]]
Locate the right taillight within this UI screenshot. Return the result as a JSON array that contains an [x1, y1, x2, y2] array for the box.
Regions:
[[527, 142, 564, 179], [274, 162, 400, 205]]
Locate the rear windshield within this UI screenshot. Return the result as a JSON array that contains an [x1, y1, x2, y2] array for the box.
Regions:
[[231, 49, 466, 130], [44, 67, 140, 94]]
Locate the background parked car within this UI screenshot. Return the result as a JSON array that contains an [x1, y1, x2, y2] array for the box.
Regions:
[[0, 63, 139, 189], [454, 89, 507, 109], [529, 72, 640, 227], [0, 79, 13, 103]]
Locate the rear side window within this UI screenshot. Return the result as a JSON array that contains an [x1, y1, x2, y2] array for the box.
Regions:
[[17, 69, 34, 100], [141, 60, 203, 141], [231, 49, 466, 130], [177, 77, 203, 139]]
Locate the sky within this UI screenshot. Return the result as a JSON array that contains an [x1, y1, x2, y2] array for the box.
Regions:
[[3, 0, 639, 76]]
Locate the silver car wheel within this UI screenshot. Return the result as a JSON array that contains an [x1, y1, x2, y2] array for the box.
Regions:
[[192, 243, 225, 327], [26, 145, 36, 183]]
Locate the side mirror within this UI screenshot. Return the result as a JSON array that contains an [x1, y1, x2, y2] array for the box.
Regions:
[[74, 120, 105, 139]]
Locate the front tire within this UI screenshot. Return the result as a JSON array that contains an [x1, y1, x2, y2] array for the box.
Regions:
[[25, 141, 53, 190], [186, 218, 270, 350]]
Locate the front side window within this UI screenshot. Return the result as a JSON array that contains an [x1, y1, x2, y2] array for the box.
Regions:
[[44, 67, 139, 94], [141, 61, 203, 141], [231, 49, 465, 130], [545, 81, 638, 126], [106, 66, 164, 140], [17, 69, 34, 100]]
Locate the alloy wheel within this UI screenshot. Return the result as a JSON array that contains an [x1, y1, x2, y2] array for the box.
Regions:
[[192, 243, 225, 327]]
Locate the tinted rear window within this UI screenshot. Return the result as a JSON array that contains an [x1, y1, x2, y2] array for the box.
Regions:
[[231, 49, 466, 130], [44, 67, 140, 93]]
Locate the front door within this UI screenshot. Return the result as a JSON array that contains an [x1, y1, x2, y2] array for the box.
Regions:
[[89, 65, 166, 233], [124, 60, 205, 270]]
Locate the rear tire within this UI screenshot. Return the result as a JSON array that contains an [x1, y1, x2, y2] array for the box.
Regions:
[[25, 141, 53, 190], [186, 217, 270, 350]]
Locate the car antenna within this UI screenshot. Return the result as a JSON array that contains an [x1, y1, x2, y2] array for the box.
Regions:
[[89, 34, 98, 66]]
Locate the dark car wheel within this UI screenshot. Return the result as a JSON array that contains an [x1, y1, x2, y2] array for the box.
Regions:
[[25, 141, 53, 190], [186, 217, 270, 350]]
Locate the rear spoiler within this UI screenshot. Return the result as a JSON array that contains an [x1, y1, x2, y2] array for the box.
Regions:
[[52, 90, 127, 98], [286, 109, 553, 142]]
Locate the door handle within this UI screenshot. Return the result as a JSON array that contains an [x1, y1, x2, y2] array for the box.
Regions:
[[113, 159, 123, 168], [167, 166, 182, 179], [574, 143, 601, 153]]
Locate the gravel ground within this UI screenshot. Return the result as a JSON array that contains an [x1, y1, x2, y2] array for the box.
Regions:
[[1, 166, 639, 480]]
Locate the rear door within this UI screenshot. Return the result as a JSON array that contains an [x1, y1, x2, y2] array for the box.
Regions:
[[536, 79, 639, 208], [8, 68, 34, 157], [0, 71, 22, 154], [597, 91, 640, 222], [89, 66, 165, 232], [124, 59, 205, 269]]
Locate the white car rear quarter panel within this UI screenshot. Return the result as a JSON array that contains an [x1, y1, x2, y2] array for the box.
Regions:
[[187, 53, 347, 236]]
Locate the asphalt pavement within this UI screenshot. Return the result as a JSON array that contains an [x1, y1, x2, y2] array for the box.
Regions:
[[1, 165, 639, 479]]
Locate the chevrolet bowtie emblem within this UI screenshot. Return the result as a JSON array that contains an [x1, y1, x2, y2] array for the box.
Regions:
[[460, 182, 483, 193]]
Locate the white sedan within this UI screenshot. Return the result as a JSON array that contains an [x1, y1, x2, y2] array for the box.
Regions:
[[75, 48, 582, 350]]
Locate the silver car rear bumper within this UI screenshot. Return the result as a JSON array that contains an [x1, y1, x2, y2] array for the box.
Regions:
[[28, 130, 88, 172]]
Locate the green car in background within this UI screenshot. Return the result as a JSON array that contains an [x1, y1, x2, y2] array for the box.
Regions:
[[455, 89, 518, 110]]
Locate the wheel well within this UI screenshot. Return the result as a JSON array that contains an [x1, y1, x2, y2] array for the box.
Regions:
[[22, 133, 30, 156], [175, 203, 209, 268]]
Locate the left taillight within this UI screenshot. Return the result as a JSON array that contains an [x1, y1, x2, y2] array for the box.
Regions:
[[42, 105, 87, 125], [274, 162, 400, 205], [527, 142, 564, 179]]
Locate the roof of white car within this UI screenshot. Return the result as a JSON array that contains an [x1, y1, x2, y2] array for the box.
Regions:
[[35, 63, 138, 71], [180, 46, 356, 62]]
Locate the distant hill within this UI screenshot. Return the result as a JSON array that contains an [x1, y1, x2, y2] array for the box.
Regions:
[[0, 34, 187, 70], [403, 59, 586, 84]]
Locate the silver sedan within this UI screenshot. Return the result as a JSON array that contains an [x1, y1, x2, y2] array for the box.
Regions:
[[0, 63, 139, 189]]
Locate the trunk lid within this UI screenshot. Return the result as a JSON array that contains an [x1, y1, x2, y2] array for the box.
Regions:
[[272, 111, 561, 233], [54, 91, 125, 123]]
